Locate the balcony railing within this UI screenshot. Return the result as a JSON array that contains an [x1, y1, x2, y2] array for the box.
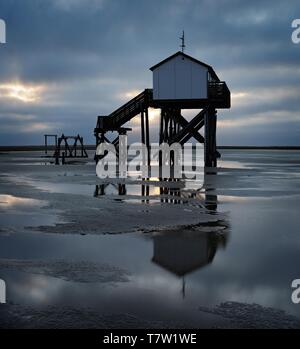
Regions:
[[208, 81, 230, 108]]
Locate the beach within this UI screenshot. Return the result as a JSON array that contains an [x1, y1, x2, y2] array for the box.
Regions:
[[0, 149, 300, 328]]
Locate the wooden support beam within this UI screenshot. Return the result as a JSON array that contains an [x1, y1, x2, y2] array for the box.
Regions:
[[145, 108, 150, 168], [159, 109, 164, 144], [141, 110, 145, 145], [170, 109, 206, 144], [179, 117, 204, 145], [141, 110, 146, 168], [204, 107, 217, 169]]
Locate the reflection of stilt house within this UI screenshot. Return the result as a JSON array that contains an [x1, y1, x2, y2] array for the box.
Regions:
[[152, 229, 227, 277]]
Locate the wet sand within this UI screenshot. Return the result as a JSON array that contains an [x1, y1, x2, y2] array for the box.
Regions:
[[0, 149, 300, 328]]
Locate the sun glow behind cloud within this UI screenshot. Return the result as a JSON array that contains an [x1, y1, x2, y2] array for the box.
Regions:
[[130, 108, 160, 126], [0, 83, 44, 103], [118, 89, 142, 100]]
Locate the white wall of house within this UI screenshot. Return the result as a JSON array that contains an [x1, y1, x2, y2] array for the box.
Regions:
[[152, 55, 208, 100]]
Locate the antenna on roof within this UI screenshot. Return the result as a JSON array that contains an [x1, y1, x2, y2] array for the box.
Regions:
[[180, 30, 185, 53]]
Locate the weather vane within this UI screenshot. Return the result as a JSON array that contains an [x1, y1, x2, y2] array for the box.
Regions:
[[180, 30, 185, 53]]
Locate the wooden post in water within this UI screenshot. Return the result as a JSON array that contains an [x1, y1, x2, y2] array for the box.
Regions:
[[145, 107, 150, 170], [204, 107, 217, 170]]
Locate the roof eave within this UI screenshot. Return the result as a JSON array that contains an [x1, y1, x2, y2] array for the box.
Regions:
[[149, 51, 220, 81], [150, 51, 211, 70]]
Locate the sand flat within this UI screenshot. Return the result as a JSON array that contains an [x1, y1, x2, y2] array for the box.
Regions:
[[0, 149, 300, 328]]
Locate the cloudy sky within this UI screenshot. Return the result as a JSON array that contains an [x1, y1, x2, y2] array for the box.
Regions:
[[0, 0, 299, 146]]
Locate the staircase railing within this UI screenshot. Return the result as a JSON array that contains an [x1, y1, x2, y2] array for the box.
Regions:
[[109, 89, 153, 128]]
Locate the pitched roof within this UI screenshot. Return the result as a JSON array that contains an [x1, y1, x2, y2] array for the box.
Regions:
[[149, 51, 219, 80]]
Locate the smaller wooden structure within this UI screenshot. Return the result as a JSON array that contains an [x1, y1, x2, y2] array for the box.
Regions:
[[44, 133, 88, 164]]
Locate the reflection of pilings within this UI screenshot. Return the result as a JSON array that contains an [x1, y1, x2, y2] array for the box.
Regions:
[[94, 183, 127, 197], [182, 277, 186, 299], [118, 183, 126, 196], [160, 178, 182, 204], [158, 180, 218, 210], [94, 179, 218, 211], [203, 174, 218, 211], [205, 190, 218, 211], [141, 184, 150, 203]]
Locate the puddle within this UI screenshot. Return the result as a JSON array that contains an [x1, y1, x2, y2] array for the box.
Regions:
[[0, 195, 60, 231], [0, 226, 228, 327], [0, 194, 45, 209]]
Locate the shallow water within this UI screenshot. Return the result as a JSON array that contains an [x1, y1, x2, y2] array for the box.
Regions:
[[0, 149, 300, 328]]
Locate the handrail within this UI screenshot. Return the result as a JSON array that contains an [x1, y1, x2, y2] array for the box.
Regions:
[[108, 89, 153, 128], [208, 81, 230, 97], [109, 90, 146, 119]]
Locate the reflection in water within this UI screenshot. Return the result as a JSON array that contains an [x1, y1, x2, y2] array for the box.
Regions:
[[0, 194, 44, 208], [94, 176, 216, 210], [2, 150, 300, 327], [152, 227, 228, 297], [94, 177, 228, 298], [94, 183, 126, 197]]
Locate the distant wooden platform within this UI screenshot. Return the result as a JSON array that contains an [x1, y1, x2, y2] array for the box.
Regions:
[[0, 145, 96, 152]]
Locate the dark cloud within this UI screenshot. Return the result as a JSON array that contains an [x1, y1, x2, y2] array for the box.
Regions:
[[0, 0, 299, 145]]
